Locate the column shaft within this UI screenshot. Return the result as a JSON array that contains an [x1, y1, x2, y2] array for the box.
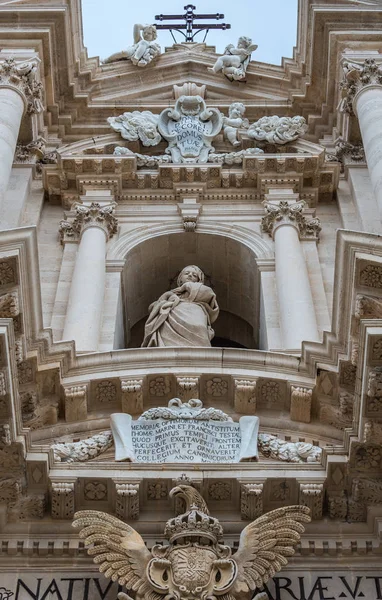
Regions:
[[63, 226, 107, 352], [0, 88, 24, 206], [274, 224, 319, 350], [354, 86, 382, 220]]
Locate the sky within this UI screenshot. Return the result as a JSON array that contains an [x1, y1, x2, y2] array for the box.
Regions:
[[81, 0, 298, 66]]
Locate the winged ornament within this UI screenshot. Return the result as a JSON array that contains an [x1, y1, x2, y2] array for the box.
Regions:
[[73, 484, 310, 600]]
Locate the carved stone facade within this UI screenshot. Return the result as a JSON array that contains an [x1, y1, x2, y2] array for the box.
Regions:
[[0, 0, 382, 591]]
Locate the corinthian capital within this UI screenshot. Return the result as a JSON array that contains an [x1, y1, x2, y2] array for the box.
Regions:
[[59, 202, 118, 243], [339, 58, 382, 115], [261, 199, 321, 240], [0, 58, 43, 114]]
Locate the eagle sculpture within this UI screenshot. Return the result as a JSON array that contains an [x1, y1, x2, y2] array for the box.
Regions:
[[73, 484, 310, 600]]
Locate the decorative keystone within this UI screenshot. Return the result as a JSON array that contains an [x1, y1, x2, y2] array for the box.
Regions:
[[178, 197, 201, 232]]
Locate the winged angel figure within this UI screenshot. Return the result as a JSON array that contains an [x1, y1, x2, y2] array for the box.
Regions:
[[73, 484, 310, 600]]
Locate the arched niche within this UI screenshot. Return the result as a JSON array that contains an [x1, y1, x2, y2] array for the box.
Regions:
[[121, 232, 261, 349]]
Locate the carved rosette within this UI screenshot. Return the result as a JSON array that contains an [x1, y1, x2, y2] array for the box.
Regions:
[[340, 58, 382, 115], [0, 58, 44, 114], [261, 200, 321, 241], [59, 202, 118, 243]]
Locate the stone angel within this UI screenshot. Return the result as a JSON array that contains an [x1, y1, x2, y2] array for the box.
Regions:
[[73, 484, 311, 600], [209, 36, 258, 82], [107, 111, 161, 147], [103, 24, 161, 67], [223, 102, 249, 146]]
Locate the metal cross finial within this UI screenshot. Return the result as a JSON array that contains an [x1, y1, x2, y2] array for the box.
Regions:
[[154, 4, 231, 44]]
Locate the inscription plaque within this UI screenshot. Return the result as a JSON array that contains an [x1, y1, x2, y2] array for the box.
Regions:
[[111, 398, 259, 463]]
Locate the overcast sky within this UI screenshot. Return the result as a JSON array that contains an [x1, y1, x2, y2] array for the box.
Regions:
[[81, 0, 298, 66]]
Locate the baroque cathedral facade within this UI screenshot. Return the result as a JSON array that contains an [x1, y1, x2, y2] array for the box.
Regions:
[[0, 0, 381, 598]]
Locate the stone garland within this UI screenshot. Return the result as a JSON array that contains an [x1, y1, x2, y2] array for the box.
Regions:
[[51, 428, 322, 464]]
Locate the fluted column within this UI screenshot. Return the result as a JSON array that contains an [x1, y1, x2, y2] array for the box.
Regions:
[[0, 58, 43, 211], [262, 190, 321, 351], [60, 202, 118, 353], [340, 58, 382, 219]]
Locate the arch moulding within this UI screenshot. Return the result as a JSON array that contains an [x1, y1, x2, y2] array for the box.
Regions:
[[107, 222, 275, 264]]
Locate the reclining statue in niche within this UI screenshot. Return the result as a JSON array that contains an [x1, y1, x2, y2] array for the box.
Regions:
[[103, 24, 161, 67], [141, 265, 219, 347]]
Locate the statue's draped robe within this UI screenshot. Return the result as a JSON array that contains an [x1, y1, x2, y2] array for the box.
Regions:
[[142, 282, 219, 347]]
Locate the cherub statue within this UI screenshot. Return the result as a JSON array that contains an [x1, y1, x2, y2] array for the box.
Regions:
[[103, 24, 161, 67], [208, 36, 258, 82], [73, 484, 310, 600], [223, 102, 249, 146]]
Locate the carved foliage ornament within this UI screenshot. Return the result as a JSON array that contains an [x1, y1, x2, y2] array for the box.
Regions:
[[0, 58, 43, 114], [340, 58, 382, 115], [262, 200, 321, 240], [59, 202, 118, 243], [73, 484, 310, 600], [326, 138, 365, 171]]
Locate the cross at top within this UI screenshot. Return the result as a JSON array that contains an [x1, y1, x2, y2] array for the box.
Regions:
[[154, 4, 231, 43]]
